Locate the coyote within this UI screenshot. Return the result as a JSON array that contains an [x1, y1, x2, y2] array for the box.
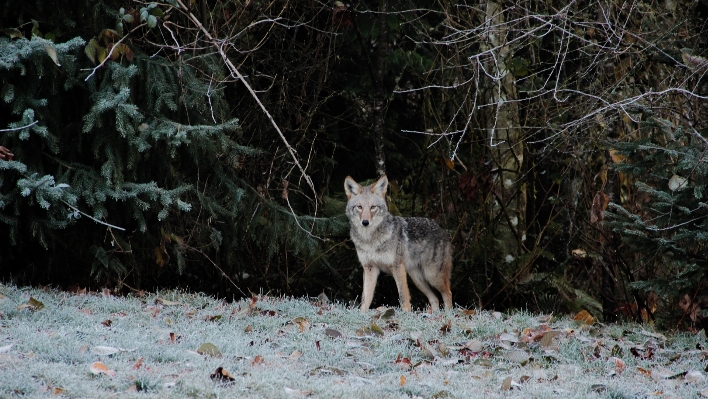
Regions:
[[344, 175, 453, 312]]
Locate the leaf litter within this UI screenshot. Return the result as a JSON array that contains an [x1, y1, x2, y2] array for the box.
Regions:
[[2, 283, 708, 397]]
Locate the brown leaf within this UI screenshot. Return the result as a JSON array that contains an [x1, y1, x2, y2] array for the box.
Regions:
[[574, 310, 595, 325], [609, 356, 626, 372], [210, 366, 236, 382], [400, 375, 407, 386], [244, 325, 253, 333], [18, 297, 45, 311], [500, 376, 513, 391], [101, 319, 112, 327], [440, 320, 452, 334], [132, 357, 143, 370], [590, 192, 610, 224], [539, 331, 561, 350], [252, 355, 265, 366], [638, 367, 652, 377], [459, 308, 477, 316], [89, 361, 116, 377], [521, 324, 551, 343]]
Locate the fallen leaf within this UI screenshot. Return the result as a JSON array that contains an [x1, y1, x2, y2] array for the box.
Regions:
[[0, 344, 13, 354], [463, 339, 483, 352], [400, 375, 406, 386], [283, 386, 314, 397], [500, 376, 512, 391], [499, 332, 519, 343], [293, 317, 310, 332], [17, 297, 45, 311], [637, 367, 652, 377], [101, 319, 112, 327], [155, 298, 181, 306], [539, 331, 561, 350], [459, 308, 477, 316], [244, 325, 253, 333], [395, 353, 412, 370], [210, 366, 236, 382], [289, 350, 301, 359], [521, 324, 551, 343], [609, 356, 625, 372], [89, 361, 116, 377], [252, 355, 265, 366], [325, 328, 342, 338], [51, 387, 64, 395], [574, 310, 594, 325], [132, 357, 143, 369], [504, 349, 530, 365], [440, 320, 452, 334], [196, 343, 221, 357], [91, 346, 121, 356]]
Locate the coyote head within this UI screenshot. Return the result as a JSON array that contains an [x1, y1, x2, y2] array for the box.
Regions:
[[344, 175, 388, 228]]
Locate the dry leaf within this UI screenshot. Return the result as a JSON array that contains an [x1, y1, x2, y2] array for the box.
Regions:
[[244, 325, 253, 333], [89, 361, 116, 377], [283, 386, 314, 397], [44, 45, 61, 66], [289, 350, 301, 359], [196, 343, 221, 357], [590, 192, 610, 224], [0, 344, 13, 354], [325, 328, 342, 338], [252, 355, 265, 366], [293, 317, 310, 332], [609, 356, 626, 372], [440, 319, 452, 334], [574, 310, 595, 325], [101, 319, 112, 327], [210, 366, 236, 382], [539, 331, 561, 350], [132, 357, 143, 370], [155, 298, 182, 306], [637, 367, 652, 377], [608, 149, 626, 163], [91, 346, 121, 356], [500, 376, 512, 391], [400, 375, 407, 386], [17, 297, 45, 311]]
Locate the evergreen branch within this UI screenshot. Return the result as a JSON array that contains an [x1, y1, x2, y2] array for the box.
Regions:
[[172, 0, 318, 207], [61, 200, 126, 231], [0, 121, 38, 132]]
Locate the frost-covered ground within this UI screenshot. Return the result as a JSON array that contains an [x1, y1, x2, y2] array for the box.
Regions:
[[1, 283, 707, 398]]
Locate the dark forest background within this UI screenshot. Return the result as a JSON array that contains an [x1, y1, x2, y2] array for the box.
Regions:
[[2, 0, 708, 330]]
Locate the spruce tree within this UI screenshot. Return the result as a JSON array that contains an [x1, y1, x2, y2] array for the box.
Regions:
[[605, 114, 708, 328]]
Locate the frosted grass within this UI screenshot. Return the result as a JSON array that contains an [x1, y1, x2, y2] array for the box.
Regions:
[[1, 283, 707, 398]]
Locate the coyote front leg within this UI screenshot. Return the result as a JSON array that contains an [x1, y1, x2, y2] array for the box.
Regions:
[[391, 262, 412, 312], [360, 265, 380, 312]]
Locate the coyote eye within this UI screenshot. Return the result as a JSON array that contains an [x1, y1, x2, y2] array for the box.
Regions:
[[355, 205, 362, 210], [370, 206, 376, 210]]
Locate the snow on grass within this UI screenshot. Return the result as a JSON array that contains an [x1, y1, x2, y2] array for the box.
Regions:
[[1, 283, 708, 398]]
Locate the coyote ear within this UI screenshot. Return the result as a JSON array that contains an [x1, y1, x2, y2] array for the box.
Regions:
[[372, 175, 388, 197], [344, 176, 362, 199]]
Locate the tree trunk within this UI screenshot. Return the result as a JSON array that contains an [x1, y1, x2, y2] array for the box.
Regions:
[[371, 0, 388, 177], [482, 1, 525, 262]]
